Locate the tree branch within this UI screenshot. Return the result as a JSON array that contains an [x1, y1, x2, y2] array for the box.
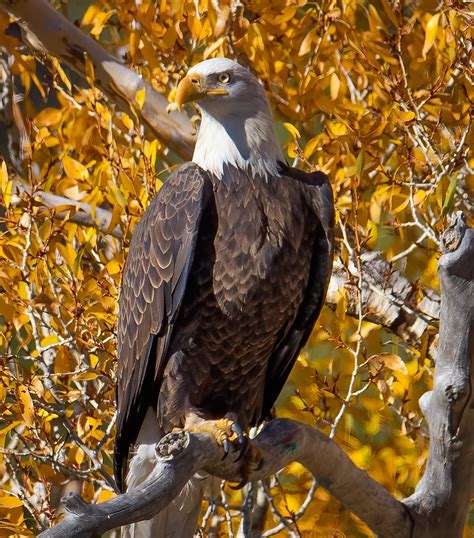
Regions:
[[328, 253, 440, 353], [12, 180, 122, 238], [403, 212, 474, 537], [38, 420, 412, 538], [0, 0, 195, 160]]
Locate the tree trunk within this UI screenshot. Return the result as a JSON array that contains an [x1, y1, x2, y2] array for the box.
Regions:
[[404, 212, 474, 537]]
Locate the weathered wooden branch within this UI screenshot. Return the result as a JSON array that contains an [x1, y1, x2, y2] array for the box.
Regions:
[[36, 213, 472, 537], [0, 0, 195, 160], [329, 253, 439, 353], [12, 180, 122, 238], [38, 421, 412, 538], [403, 212, 474, 537]]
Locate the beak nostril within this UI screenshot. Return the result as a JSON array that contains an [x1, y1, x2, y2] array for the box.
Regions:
[[190, 76, 200, 85]]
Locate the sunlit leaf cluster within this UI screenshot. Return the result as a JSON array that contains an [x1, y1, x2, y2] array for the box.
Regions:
[[0, 0, 472, 535]]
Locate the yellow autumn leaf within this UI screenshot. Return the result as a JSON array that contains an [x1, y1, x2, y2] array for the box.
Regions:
[[121, 112, 134, 130], [335, 289, 347, 319], [327, 121, 348, 137], [0, 492, 23, 508], [82, 3, 101, 25], [0, 160, 12, 209], [97, 489, 116, 503], [63, 156, 89, 181], [399, 111, 416, 122], [16, 385, 34, 427], [85, 55, 95, 85], [34, 108, 62, 127], [135, 87, 146, 110], [394, 197, 410, 213], [106, 259, 122, 275], [378, 353, 408, 374], [304, 137, 319, 159], [0, 159, 8, 192], [413, 190, 427, 205], [283, 122, 301, 140], [51, 57, 72, 92], [330, 72, 340, 100], [40, 334, 60, 348], [422, 13, 441, 59]]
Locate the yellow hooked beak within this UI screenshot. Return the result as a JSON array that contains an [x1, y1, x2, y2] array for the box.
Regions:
[[175, 73, 229, 109]]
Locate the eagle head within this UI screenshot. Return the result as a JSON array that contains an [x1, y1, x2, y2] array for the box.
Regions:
[[175, 58, 284, 180]]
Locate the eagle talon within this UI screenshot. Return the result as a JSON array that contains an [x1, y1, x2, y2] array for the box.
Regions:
[[234, 435, 249, 463], [231, 422, 245, 444], [222, 438, 230, 459]]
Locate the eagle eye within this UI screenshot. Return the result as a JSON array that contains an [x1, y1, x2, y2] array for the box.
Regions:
[[218, 72, 230, 84]]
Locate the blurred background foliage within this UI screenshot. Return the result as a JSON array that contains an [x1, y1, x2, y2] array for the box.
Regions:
[[0, 0, 472, 535]]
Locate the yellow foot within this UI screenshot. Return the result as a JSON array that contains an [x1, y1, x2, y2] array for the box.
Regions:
[[186, 417, 248, 460]]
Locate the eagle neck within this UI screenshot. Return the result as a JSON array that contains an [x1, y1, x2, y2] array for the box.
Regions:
[[192, 103, 284, 180]]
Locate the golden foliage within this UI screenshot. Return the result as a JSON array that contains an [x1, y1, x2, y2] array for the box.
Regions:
[[0, 0, 472, 535]]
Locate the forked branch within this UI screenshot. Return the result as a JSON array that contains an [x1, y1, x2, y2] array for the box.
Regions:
[[38, 420, 411, 538], [403, 212, 474, 537]]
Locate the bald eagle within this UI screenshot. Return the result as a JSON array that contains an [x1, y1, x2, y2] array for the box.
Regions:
[[114, 58, 334, 536]]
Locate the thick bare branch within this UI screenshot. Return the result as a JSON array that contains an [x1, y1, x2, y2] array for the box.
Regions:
[[0, 0, 195, 160], [12, 180, 122, 238], [328, 253, 440, 352], [38, 420, 412, 538], [403, 212, 474, 537]]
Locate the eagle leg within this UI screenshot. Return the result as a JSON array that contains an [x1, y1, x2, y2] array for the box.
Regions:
[[184, 414, 263, 487]]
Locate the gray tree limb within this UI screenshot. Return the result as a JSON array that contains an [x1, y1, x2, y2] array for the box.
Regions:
[[328, 253, 440, 354], [403, 212, 474, 537], [12, 180, 122, 238], [0, 0, 195, 160], [38, 421, 412, 538]]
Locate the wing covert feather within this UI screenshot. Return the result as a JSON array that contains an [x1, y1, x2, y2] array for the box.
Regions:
[[114, 163, 211, 491]]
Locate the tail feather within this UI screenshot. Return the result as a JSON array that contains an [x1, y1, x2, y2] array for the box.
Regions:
[[121, 408, 207, 538]]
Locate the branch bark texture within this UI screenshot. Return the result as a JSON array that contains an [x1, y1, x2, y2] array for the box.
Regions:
[[38, 422, 412, 538], [328, 253, 440, 352], [404, 212, 474, 537]]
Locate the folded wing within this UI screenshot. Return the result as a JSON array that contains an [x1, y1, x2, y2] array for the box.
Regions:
[[114, 163, 212, 491]]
